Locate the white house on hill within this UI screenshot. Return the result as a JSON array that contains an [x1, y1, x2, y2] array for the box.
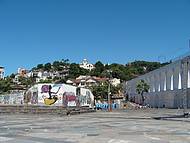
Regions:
[[79, 59, 95, 71], [0, 66, 5, 79]]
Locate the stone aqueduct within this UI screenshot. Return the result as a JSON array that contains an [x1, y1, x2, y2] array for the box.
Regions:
[[125, 56, 190, 108]]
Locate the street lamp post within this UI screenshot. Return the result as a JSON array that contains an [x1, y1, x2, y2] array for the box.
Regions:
[[108, 81, 112, 112], [107, 70, 112, 112]]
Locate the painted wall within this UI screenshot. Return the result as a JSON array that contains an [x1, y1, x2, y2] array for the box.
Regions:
[[0, 93, 24, 104], [27, 83, 94, 107], [0, 84, 94, 108]]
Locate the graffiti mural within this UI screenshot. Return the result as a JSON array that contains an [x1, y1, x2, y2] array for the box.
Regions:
[[24, 90, 38, 104], [0, 84, 94, 107], [24, 90, 32, 103], [0, 93, 24, 105], [78, 90, 92, 106], [31, 92, 38, 104], [62, 89, 92, 107], [41, 85, 50, 93], [95, 102, 118, 110], [86, 91, 92, 104], [63, 92, 79, 107], [40, 84, 61, 105]]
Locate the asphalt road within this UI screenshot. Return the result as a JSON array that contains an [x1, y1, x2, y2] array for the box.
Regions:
[[0, 109, 190, 143]]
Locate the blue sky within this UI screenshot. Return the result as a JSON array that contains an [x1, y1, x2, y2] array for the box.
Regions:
[[0, 0, 190, 75]]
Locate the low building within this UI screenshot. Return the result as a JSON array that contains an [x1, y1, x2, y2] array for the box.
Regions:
[[0, 66, 5, 79], [13, 68, 30, 84], [110, 78, 121, 87], [35, 71, 51, 82], [66, 79, 74, 85], [33, 69, 69, 83], [18, 68, 28, 77], [67, 76, 109, 87]]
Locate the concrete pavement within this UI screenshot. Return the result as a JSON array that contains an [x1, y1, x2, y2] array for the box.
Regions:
[[0, 109, 190, 143]]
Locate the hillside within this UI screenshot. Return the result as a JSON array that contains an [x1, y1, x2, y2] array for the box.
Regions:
[[0, 59, 170, 94], [32, 59, 170, 81]]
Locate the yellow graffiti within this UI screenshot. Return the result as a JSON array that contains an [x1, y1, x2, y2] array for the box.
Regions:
[[44, 97, 58, 105]]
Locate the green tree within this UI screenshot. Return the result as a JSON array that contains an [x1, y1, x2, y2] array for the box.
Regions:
[[91, 61, 105, 77], [80, 68, 90, 76], [111, 83, 123, 96], [136, 80, 150, 105], [18, 76, 35, 88], [61, 59, 69, 65], [10, 73, 15, 79], [44, 63, 52, 71], [54, 78, 66, 84], [100, 70, 110, 78], [112, 68, 126, 80], [68, 63, 81, 79], [52, 61, 61, 71], [90, 84, 108, 101], [91, 82, 122, 101], [38, 79, 52, 83], [36, 64, 44, 70], [0, 79, 11, 94]]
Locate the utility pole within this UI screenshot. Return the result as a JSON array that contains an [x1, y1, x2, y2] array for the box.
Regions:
[[108, 81, 112, 112], [107, 70, 112, 112]]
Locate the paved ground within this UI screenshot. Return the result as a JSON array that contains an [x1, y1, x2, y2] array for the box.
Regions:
[[0, 109, 190, 143]]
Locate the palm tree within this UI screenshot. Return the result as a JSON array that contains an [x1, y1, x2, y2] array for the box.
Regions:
[[136, 80, 150, 105]]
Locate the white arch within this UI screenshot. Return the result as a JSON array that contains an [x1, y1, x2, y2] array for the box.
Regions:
[[178, 72, 182, 89], [158, 84, 161, 92], [164, 75, 167, 91], [171, 75, 174, 90], [188, 70, 190, 88], [153, 85, 155, 92]]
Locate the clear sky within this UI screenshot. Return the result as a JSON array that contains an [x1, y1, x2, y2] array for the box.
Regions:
[[0, 0, 190, 75]]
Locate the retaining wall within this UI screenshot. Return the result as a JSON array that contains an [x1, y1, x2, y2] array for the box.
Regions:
[[0, 105, 95, 115]]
